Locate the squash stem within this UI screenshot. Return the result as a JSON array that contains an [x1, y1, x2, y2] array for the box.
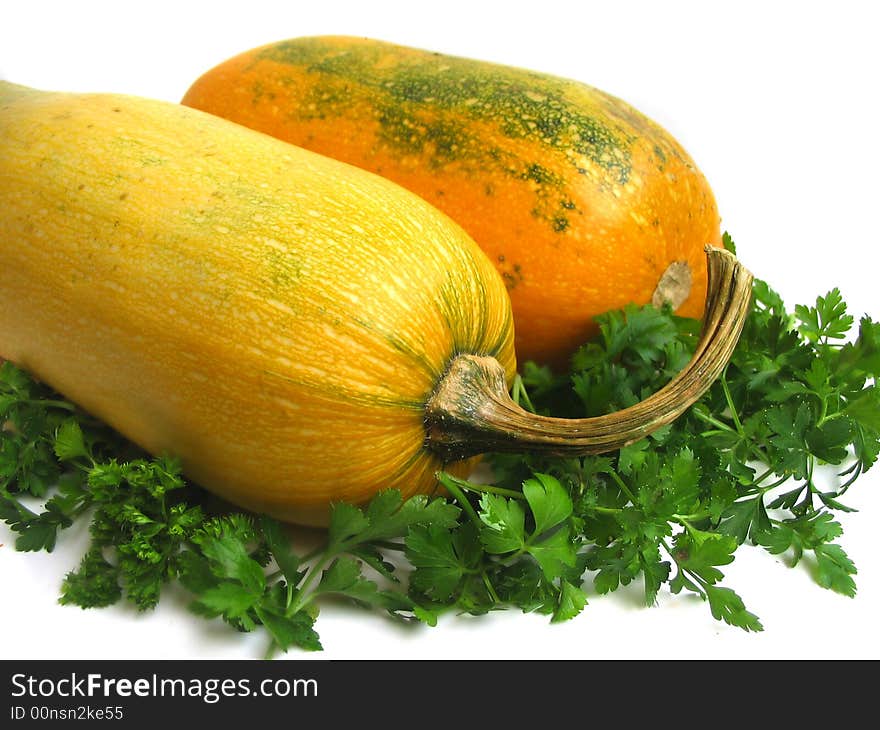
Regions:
[[424, 246, 753, 460]]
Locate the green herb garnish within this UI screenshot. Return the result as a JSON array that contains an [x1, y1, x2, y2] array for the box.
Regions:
[[2, 243, 877, 652]]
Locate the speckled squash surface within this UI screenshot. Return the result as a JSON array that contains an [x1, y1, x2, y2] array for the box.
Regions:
[[182, 36, 723, 367], [0, 81, 515, 525]]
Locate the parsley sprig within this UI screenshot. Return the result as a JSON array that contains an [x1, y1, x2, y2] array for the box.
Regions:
[[2, 237, 877, 650]]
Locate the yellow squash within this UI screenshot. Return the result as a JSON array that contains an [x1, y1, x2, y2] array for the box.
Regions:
[[0, 82, 751, 525]]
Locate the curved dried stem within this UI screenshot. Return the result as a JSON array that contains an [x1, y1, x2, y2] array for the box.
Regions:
[[425, 246, 753, 460]]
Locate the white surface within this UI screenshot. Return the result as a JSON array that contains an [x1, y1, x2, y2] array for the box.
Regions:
[[1, 0, 878, 660]]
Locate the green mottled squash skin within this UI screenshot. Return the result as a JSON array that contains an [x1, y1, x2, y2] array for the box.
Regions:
[[183, 36, 723, 367]]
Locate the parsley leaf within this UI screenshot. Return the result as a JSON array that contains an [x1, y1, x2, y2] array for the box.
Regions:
[[478, 493, 526, 553], [406, 523, 480, 601], [796, 288, 854, 344]]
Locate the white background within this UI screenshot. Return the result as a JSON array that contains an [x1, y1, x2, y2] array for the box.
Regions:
[[1, 0, 878, 660]]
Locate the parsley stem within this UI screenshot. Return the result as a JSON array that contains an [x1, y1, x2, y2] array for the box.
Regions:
[[758, 474, 792, 493], [692, 408, 738, 435], [455, 481, 526, 500], [607, 467, 638, 505], [438, 474, 482, 528], [592, 505, 623, 514], [816, 405, 846, 428], [720, 369, 744, 435], [730, 473, 791, 501], [818, 398, 829, 426], [672, 511, 708, 525], [805, 457, 816, 500], [481, 571, 501, 603], [753, 466, 774, 485], [24, 398, 77, 412], [698, 428, 730, 438], [691, 408, 771, 465], [511, 374, 537, 413], [287, 553, 331, 615], [660, 536, 710, 596]]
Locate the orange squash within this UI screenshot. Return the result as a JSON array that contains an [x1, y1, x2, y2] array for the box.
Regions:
[[182, 36, 723, 367], [0, 82, 749, 526]]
